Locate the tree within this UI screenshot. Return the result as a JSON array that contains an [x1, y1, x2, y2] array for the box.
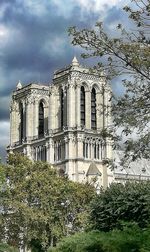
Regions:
[[48, 223, 150, 252], [68, 0, 150, 162], [0, 153, 95, 250], [88, 181, 150, 232], [0, 243, 19, 252]]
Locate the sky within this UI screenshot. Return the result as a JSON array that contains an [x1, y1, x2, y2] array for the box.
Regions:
[[0, 0, 130, 162]]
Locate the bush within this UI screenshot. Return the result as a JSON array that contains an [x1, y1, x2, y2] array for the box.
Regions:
[[89, 182, 150, 231], [48, 224, 150, 252], [0, 243, 19, 252]]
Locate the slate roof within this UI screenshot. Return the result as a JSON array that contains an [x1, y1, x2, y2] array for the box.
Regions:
[[113, 151, 150, 180], [86, 162, 102, 176]]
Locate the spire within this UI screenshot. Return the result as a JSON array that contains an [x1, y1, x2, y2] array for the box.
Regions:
[[16, 80, 22, 90], [72, 56, 79, 67]]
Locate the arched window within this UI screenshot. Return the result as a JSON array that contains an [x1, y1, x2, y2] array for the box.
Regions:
[[80, 86, 85, 126], [91, 88, 96, 129], [61, 89, 64, 129], [39, 101, 44, 137], [19, 103, 24, 141]]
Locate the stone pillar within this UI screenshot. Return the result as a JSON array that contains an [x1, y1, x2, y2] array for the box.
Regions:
[[64, 136, 69, 160], [91, 141, 94, 160], [33, 99, 39, 137], [26, 98, 34, 140], [75, 85, 80, 127], [104, 86, 111, 128], [96, 91, 102, 130], [55, 91, 60, 129], [49, 91, 54, 130], [77, 135, 83, 159], [10, 101, 18, 145], [68, 85, 75, 127], [49, 139, 54, 164], [102, 165, 108, 189]]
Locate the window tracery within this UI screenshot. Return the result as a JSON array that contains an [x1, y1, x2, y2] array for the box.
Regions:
[[39, 101, 44, 137], [80, 86, 85, 126], [91, 88, 96, 129]]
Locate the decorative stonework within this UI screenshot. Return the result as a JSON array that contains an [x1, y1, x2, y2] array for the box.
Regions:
[[10, 100, 18, 112], [8, 58, 113, 189], [31, 89, 49, 96]]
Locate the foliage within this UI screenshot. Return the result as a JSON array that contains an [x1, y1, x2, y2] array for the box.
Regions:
[[0, 153, 95, 250], [48, 223, 150, 252], [89, 181, 150, 232], [0, 243, 19, 252], [68, 0, 150, 162], [0, 164, 5, 191]]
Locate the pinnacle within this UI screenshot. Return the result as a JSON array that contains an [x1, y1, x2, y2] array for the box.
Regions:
[[72, 56, 79, 66], [16, 80, 22, 90]]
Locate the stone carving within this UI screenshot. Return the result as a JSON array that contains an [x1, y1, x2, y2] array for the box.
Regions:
[[8, 59, 113, 189], [31, 89, 49, 96], [10, 101, 18, 112]]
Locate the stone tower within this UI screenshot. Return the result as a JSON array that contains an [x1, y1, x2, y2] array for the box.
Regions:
[[8, 57, 113, 189]]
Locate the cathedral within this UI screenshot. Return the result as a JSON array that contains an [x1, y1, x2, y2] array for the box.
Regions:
[[7, 57, 150, 188], [7, 57, 114, 188]]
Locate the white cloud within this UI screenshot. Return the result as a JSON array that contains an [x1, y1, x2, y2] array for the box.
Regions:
[[74, 0, 129, 12], [16, 0, 49, 16], [22, 0, 130, 19]]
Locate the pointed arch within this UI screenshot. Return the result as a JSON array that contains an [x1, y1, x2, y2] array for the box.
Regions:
[[91, 87, 96, 129], [81, 81, 89, 92], [80, 86, 85, 126], [91, 83, 100, 93], [19, 102, 24, 141], [60, 89, 64, 129], [38, 100, 44, 137]]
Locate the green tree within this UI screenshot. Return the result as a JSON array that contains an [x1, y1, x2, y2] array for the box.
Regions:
[[89, 181, 150, 232], [68, 0, 150, 162], [0, 153, 95, 250], [48, 223, 150, 252], [0, 243, 19, 252]]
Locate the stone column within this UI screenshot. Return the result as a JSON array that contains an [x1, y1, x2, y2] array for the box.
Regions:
[[49, 91, 54, 130], [77, 135, 83, 159], [66, 78, 76, 127], [33, 99, 39, 137], [102, 164, 108, 189], [10, 101, 18, 145], [103, 84, 112, 129], [96, 91, 102, 130], [91, 141, 94, 160], [26, 97, 33, 140]]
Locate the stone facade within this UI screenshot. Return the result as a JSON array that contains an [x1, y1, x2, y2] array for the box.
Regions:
[[8, 57, 114, 189]]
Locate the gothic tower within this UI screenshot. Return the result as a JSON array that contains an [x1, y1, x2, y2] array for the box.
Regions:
[[8, 57, 113, 189]]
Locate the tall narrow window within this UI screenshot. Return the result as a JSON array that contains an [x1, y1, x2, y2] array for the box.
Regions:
[[61, 90, 64, 129], [19, 103, 24, 141], [80, 86, 85, 126], [91, 88, 96, 129], [94, 143, 97, 159], [39, 101, 44, 137]]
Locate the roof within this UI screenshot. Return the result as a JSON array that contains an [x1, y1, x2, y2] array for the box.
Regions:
[[86, 162, 102, 176], [114, 151, 150, 179]]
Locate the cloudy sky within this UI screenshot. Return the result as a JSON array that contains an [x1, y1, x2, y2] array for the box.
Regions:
[[0, 0, 130, 162]]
